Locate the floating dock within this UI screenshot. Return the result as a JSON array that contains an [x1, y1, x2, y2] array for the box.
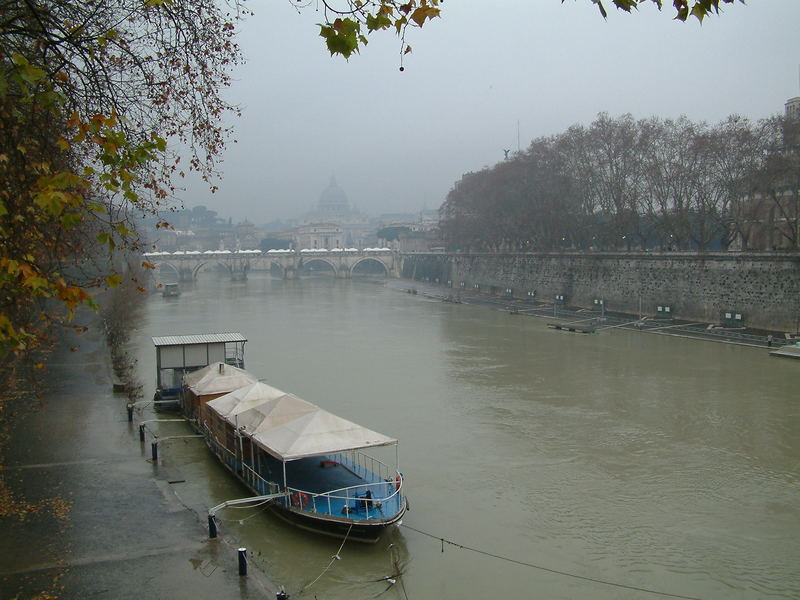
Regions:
[[769, 344, 800, 359], [547, 322, 596, 334]]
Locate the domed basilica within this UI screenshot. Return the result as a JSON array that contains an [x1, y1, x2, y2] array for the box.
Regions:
[[295, 177, 372, 249]]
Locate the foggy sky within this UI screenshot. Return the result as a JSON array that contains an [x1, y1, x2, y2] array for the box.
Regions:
[[177, 0, 800, 225]]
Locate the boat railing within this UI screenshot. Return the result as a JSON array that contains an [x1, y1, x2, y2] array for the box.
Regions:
[[224, 342, 245, 368], [327, 450, 394, 482], [203, 426, 283, 497], [286, 472, 403, 521], [202, 425, 401, 520]]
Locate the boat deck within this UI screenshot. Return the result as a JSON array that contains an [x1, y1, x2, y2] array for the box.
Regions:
[[242, 452, 403, 522], [284, 455, 402, 521]]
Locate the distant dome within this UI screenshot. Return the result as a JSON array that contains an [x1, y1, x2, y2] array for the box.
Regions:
[[318, 177, 350, 214]]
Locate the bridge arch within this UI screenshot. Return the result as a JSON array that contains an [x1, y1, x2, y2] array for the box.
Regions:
[[299, 257, 338, 277], [154, 262, 181, 283], [351, 256, 389, 277], [268, 260, 286, 278]]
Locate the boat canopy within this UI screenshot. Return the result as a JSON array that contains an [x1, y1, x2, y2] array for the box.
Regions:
[[184, 362, 258, 396], [206, 385, 397, 462], [206, 381, 289, 420]]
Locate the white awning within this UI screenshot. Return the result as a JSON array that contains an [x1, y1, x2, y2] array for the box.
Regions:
[[253, 408, 397, 461], [184, 362, 258, 396], [206, 381, 288, 419], [205, 386, 396, 461]]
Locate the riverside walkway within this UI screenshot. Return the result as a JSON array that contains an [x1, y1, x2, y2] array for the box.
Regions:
[[0, 324, 277, 600]]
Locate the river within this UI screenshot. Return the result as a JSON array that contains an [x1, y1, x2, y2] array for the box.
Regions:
[[129, 271, 800, 600]]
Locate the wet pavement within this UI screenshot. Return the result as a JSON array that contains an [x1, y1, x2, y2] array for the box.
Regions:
[[0, 324, 277, 599]]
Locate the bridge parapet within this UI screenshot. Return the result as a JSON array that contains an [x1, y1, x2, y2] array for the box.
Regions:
[[145, 248, 401, 281]]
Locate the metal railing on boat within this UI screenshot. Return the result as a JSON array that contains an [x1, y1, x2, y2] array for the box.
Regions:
[[287, 479, 403, 521]]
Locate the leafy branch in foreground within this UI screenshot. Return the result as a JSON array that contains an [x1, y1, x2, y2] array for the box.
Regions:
[[587, 0, 742, 21], [1, 0, 245, 356], [309, 0, 743, 64]]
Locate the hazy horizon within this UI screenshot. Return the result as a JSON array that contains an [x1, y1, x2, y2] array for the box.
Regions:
[[175, 0, 800, 226]]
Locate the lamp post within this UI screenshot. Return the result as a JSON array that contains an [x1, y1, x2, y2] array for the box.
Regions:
[[795, 190, 799, 250]]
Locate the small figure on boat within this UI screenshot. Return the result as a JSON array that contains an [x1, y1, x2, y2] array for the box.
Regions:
[[360, 490, 373, 510]]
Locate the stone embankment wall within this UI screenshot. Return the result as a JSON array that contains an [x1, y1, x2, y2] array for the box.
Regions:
[[401, 252, 800, 332]]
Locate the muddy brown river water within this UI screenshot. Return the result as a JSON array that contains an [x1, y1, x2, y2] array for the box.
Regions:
[[128, 272, 799, 599]]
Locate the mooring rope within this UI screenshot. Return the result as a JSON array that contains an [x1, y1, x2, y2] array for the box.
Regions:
[[297, 523, 354, 595], [401, 524, 705, 600], [390, 543, 410, 600], [213, 503, 271, 523]]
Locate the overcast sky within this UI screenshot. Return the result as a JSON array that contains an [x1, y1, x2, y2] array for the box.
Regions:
[[177, 0, 800, 225]]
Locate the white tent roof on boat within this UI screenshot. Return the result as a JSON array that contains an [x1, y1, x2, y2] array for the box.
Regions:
[[205, 384, 397, 462], [208, 382, 317, 433], [206, 381, 289, 419], [184, 362, 258, 396]]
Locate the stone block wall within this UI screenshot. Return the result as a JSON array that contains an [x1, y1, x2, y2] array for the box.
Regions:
[[402, 252, 800, 332]]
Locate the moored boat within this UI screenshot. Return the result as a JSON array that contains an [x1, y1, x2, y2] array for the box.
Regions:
[[199, 379, 406, 542], [162, 282, 181, 297], [154, 332, 406, 542]]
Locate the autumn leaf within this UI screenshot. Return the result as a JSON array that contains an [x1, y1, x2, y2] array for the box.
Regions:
[[366, 13, 392, 32], [410, 5, 440, 27], [320, 19, 361, 58], [106, 273, 122, 288]]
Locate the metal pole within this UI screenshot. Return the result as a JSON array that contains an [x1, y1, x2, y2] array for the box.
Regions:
[[208, 515, 217, 538], [151, 441, 158, 462], [139, 424, 146, 442], [238, 548, 247, 576], [127, 404, 133, 422]]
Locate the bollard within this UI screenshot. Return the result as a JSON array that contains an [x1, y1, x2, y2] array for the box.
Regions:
[[238, 547, 247, 576], [208, 515, 217, 539], [151, 441, 158, 462], [127, 404, 133, 422], [139, 423, 146, 442]]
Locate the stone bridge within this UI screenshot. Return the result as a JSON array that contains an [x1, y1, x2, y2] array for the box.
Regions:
[[144, 248, 403, 282]]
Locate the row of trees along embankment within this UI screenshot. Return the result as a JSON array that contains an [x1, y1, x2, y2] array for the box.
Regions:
[[439, 113, 800, 253]]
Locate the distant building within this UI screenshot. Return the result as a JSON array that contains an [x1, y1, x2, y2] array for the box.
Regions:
[[784, 97, 800, 150], [786, 97, 800, 121], [376, 209, 443, 252], [294, 223, 344, 250], [301, 178, 364, 224], [296, 178, 372, 248], [231, 219, 261, 250]]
